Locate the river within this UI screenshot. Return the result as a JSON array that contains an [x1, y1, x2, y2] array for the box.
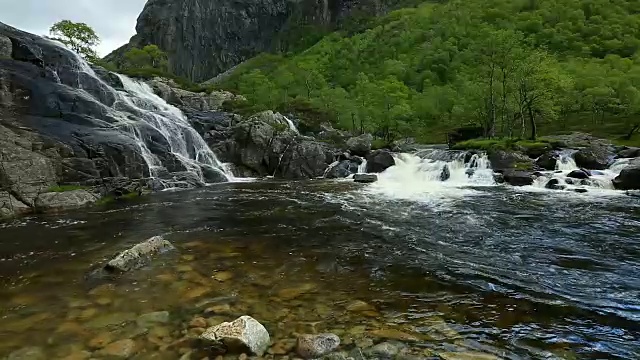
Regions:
[[1, 166, 640, 359]]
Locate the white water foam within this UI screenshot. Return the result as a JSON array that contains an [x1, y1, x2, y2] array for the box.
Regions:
[[363, 151, 495, 203], [357, 159, 368, 174]]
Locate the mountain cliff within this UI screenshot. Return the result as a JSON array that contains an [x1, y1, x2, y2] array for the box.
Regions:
[[106, 0, 415, 82]]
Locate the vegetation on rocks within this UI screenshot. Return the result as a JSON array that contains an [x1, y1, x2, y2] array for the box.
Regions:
[[49, 20, 100, 61]]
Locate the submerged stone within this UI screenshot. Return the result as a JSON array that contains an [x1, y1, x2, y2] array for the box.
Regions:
[[104, 235, 175, 273], [136, 311, 170, 327], [296, 333, 341, 359], [97, 339, 138, 358], [368, 329, 420, 342], [6, 346, 45, 360], [201, 315, 270, 356]]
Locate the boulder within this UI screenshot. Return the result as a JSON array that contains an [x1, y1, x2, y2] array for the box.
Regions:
[[104, 235, 176, 273], [440, 165, 451, 181], [201, 316, 270, 356], [544, 178, 565, 190], [488, 150, 533, 172], [502, 170, 534, 186], [34, 190, 97, 211], [535, 152, 557, 170], [573, 188, 588, 193], [354, 174, 378, 183], [346, 133, 373, 156], [573, 147, 611, 170], [324, 161, 352, 179], [148, 78, 239, 111], [296, 333, 341, 359], [618, 147, 640, 158], [567, 169, 590, 179], [613, 164, 640, 190], [366, 150, 395, 173]]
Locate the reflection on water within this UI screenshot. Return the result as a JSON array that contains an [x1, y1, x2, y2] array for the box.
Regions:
[[1, 181, 640, 359]]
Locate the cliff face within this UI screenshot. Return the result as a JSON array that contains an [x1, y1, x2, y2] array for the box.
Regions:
[[107, 0, 391, 82]]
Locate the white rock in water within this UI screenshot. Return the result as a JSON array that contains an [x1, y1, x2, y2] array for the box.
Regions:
[[296, 333, 340, 359], [104, 235, 175, 273], [201, 315, 270, 356], [34, 190, 97, 211]]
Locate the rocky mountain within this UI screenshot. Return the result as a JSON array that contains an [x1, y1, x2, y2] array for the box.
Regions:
[[106, 0, 415, 82]]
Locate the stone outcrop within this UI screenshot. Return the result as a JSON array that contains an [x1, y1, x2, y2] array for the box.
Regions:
[[354, 174, 378, 183], [34, 190, 97, 212], [366, 150, 395, 173], [147, 77, 242, 111], [104, 235, 176, 273], [212, 111, 334, 179], [502, 169, 534, 186], [201, 316, 270, 356], [106, 0, 399, 82], [613, 160, 640, 190], [346, 133, 373, 156]]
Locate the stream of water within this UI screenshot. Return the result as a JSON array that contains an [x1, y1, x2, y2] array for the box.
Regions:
[[1, 166, 639, 359]]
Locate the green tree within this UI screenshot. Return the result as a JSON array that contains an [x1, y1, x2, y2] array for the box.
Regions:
[[49, 20, 100, 61], [123, 45, 168, 71]]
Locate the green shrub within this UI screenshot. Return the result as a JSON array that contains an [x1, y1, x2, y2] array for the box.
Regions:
[[372, 138, 390, 150]]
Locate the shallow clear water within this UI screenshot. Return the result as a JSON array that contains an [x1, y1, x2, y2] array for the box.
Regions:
[[1, 180, 640, 359]]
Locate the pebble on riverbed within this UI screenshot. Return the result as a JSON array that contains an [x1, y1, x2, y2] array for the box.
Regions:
[[201, 315, 271, 356], [296, 333, 341, 359]]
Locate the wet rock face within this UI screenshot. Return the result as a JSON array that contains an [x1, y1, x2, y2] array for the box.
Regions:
[[613, 161, 640, 190], [366, 150, 395, 173], [212, 111, 334, 179], [502, 169, 534, 186], [573, 147, 612, 170]]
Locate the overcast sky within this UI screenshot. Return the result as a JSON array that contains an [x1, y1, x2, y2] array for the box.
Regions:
[[0, 0, 147, 56]]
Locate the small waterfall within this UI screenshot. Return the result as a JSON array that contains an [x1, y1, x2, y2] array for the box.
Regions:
[[363, 150, 495, 201], [533, 152, 625, 192], [283, 116, 299, 134], [556, 150, 578, 171], [357, 159, 368, 173]]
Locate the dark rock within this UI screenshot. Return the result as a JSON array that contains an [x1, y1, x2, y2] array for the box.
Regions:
[[366, 150, 395, 173], [296, 333, 340, 359], [613, 164, 640, 190], [502, 169, 534, 186], [488, 150, 533, 172], [440, 165, 450, 181], [465, 168, 475, 178], [354, 174, 378, 183], [545, 178, 565, 190], [573, 147, 612, 170], [536, 152, 557, 170], [567, 169, 590, 179], [493, 173, 505, 184], [573, 188, 588, 193], [324, 161, 352, 179], [346, 133, 373, 156], [618, 147, 640, 158], [565, 178, 575, 185], [104, 235, 176, 273]]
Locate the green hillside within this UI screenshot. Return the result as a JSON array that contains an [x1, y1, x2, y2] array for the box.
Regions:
[[219, 0, 640, 144]]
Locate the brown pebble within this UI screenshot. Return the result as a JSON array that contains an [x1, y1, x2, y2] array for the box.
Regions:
[[189, 317, 208, 328]]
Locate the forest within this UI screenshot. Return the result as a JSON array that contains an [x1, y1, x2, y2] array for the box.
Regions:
[[212, 0, 640, 144]]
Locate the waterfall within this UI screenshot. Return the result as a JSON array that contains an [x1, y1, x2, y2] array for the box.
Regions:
[[363, 150, 495, 201], [115, 75, 230, 184], [556, 150, 578, 171], [357, 159, 368, 173], [533, 152, 625, 192], [283, 116, 299, 134], [46, 39, 232, 187]]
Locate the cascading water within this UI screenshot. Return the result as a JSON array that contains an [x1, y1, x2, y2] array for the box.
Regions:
[[49, 39, 233, 187], [357, 159, 368, 173], [363, 149, 495, 202], [532, 151, 625, 192], [283, 116, 299, 134], [115, 76, 230, 184]]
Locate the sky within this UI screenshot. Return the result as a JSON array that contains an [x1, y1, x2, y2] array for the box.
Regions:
[[0, 0, 147, 56]]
